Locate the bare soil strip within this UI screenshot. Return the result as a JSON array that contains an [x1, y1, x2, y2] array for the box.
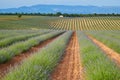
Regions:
[[50, 32, 83, 80], [0, 33, 63, 78], [88, 35, 120, 66]]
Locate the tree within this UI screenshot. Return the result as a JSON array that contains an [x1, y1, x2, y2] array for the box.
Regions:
[[56, 12, 62, 16], [63, 13, 69, 17], [18, 14, 22, 18]]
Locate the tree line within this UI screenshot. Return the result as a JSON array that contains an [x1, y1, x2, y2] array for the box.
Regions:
[[0, 12, 120, 17]]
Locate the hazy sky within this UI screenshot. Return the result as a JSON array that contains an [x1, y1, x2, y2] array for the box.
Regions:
[[0, 0, 120, 9]]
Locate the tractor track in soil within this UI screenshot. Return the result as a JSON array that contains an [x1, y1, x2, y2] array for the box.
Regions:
[[88, 35, 120, 66], [50, 32, 83, 80], [0, 33, 63, 78]]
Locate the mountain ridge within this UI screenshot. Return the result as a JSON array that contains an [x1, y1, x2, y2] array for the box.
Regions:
[[0, 4, 120, 14]]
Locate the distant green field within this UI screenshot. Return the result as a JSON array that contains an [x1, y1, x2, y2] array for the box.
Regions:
[[0, 15, 55, 30], [0, 15, 120, 30]]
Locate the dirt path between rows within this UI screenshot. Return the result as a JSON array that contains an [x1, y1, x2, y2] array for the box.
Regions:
[[50, 32, 83, 80], [0, 33, 63, 78], [88, 35, 120, 66]]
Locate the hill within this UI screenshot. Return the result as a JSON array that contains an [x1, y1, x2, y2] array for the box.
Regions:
[[0, 4, 120, 14]]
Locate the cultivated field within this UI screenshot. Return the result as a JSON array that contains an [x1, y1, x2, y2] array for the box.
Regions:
[[0, 15, 120, 80], [49, 17, 120, 30], [0, 15, 120, 30]]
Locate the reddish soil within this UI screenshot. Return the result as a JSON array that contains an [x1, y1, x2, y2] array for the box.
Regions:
[[88, 35, 120, 66], [50, 32, 83, 80], [0, 33, 62, 78]]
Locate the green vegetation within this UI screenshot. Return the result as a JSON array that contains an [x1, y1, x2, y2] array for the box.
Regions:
[[0, 16, 53, 30], [0, 30, 47, 40], [49, 17, 120, 30], [0, 31, 50, 48], [0, 13, 120, 17], [77, 31, 120, 80], [17, 14, 22, 18], [3, 31, 72, 80], [88, 31, 120, 53], [0, 16, 120, 30], [0, 15, 120, 80], [0, 31, 64, 64]]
